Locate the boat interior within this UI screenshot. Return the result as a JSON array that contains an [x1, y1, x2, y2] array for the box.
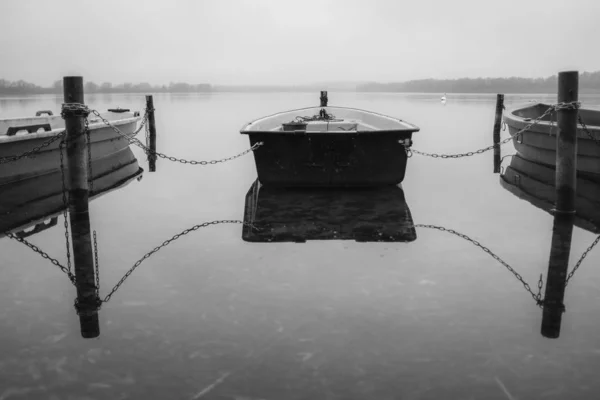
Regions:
[[0, 110, 139, 138], [241, 106, 419, 133], [510, 103, 600, 127]]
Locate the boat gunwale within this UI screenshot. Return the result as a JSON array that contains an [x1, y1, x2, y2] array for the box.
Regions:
[[239, 105, 420, 134], [504, 102, 600, 135], [0, 115, 141, 143]]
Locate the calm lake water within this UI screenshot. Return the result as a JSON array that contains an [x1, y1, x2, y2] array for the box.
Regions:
[[1, 92, 600, 400]]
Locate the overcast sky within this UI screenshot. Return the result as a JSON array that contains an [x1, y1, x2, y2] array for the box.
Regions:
[[1, 0, 599, 86]]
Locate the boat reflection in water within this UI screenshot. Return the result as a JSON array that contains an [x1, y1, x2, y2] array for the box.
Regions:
[[499, 154, 599, 338], [242, 179, 417, 243], [500, 154, 600, 233], [1, 147, 143, 338], [0, 147, 143, 237]]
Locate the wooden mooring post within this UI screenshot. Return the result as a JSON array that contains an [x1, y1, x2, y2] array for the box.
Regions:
[[146, 95, 157, 172], [541, 70, 579, 339], [493, 94, 504, 173], [320, 91, 328, 107], [63, 76, 100, 339]]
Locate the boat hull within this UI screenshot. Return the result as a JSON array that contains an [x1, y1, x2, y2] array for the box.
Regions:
[[245, 131, 413, 187], [0, 117, 138, 185], [504, 103, 600, 176]]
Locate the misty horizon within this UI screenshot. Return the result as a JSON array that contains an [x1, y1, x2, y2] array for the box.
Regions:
[[3, 70, 600, 94], [1, 0, 599, 88], [3, 70, 600, 89]]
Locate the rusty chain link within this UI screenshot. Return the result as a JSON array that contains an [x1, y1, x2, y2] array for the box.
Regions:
[[409, 101, 579, 159], [89, 109, 263, 165], [415, 224, 545, 306]]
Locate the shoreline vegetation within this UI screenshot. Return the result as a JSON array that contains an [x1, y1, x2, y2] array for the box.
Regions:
[[1, 71, 599, 95]]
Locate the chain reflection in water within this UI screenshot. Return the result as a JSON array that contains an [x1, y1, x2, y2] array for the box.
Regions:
[[101, 220, 260, 303], [415, 224, 544, 306]]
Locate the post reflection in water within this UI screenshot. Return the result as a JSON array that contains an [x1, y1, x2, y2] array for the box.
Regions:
[[242, 179, 417, 243], [542, 212, 574, 338], [500, 154, 600, 338], [0, 147, 143, 338]]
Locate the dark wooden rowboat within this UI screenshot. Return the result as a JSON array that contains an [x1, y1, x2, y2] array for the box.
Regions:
[[240, 105, 419, 187]]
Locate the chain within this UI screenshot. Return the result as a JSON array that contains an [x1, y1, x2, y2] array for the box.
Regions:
[[0, 131, 66, 165], [85, 119, 94, 193], [61, 103, 90, 118], [578, 115, 600, 147], [415, 224, 544, 306], [129, 109, 148, 138], [89, 109, 263, 165], [101, 220, 260, 303], [565, 234, 600, 286], [6, 233, 76, 284], [93, 230, 100, 295], [58, 139, 73, 275], [409, 101, 579, 159], [411, 135, 515, 158]]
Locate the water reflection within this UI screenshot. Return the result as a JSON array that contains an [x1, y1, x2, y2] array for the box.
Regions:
[[499, 154, 600, 233], [1, 148, 143, 338], [499, 154, 599, 338], [242, 180, 417, 243], [0, 148, 143, 236]]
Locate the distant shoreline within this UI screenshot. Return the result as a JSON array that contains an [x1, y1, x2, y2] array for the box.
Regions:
[[3, 91, 600, 97], [1, 71, 599, 95]]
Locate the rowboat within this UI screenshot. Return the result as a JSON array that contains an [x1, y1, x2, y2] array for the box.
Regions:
[[503, 103, 600, 177], [499, 154, 600, 233], [0, 108, 141, 185], [0, 146, 143, 238], [240, 104, 419, 187], [242, 179, 417, 242]]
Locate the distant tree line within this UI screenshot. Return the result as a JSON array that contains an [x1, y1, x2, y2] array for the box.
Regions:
[[3, 71, 600, 94], [356, 71, 600, 93], [0, 79, 211, 95]]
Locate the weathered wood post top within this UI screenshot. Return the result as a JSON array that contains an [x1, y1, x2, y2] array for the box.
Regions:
[[146, 95, 157, 172]]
